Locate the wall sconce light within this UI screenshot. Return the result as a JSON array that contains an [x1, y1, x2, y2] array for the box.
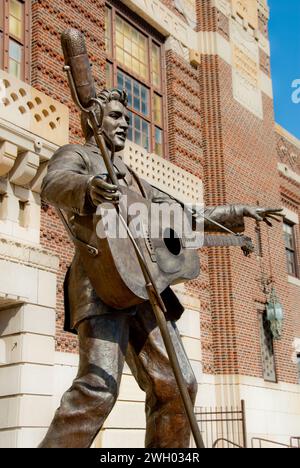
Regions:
[[266, 286, 284, 340]]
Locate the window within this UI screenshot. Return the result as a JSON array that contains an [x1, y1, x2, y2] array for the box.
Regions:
[[105, 3, 166, 157], [297, 354, 300, 385], [0, 0, 30, 81], [283, 221, 299, 278], [259, 311, 277, 383]]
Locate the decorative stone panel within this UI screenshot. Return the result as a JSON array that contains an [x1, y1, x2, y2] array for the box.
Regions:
[[0, 70, 69, 147], [231, 0, 259, 30], [230, 20, 263, 119], [123, 141, 204, 205]]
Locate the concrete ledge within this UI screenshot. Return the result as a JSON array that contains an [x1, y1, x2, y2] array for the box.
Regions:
[[278, 162, 300, 185], [288, 276, 300, 287]]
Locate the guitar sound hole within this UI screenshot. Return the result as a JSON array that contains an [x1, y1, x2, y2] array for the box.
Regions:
[[163, 228, 181, 256]]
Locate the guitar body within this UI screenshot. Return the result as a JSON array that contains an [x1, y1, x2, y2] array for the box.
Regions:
[[79, 186, 201, 309]]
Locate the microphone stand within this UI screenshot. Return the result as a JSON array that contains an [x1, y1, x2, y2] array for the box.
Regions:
[[63, 64, 205, 449]]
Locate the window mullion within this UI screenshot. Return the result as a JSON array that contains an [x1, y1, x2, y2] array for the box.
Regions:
[[148, 37, 155, 154], [292, 226, 300, 278], [111, 6, 117, 88]]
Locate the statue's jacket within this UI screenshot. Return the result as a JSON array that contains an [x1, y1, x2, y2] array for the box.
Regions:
[[41, 142, 246, 333]]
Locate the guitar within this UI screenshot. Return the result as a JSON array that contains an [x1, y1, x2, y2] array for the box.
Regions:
[[71, 183, 254, 310], [60, 29, 254, 310]]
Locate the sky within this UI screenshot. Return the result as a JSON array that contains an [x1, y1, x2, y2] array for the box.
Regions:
[[268, 0, 300, 139]]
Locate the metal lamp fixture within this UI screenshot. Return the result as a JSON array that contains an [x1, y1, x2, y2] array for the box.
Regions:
[[266, 286, 284, 340]]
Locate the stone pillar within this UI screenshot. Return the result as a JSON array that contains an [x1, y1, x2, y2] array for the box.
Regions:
[[0, 246, 59, 448]]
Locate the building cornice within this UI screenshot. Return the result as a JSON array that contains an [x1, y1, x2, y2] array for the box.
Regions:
[[276, 124, 300, 151]]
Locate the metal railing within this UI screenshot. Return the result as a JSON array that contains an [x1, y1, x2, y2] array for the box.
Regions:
[[290, 437, 300, 448], [251, 437, 298, 448], [213, 438, 244, 449], [194, 400, 247, 448]]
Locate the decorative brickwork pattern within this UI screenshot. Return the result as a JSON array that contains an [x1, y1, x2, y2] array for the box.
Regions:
[[258, 10, 268, 38], [259, 48, 270, 76], [276, 129, 300, 351], [166, 50, 203, 178], [198, 2, 299, 383], [217, 9, 230, 40]]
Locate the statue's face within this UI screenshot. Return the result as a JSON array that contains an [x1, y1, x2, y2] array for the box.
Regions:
[[102, 100, 130, 152]]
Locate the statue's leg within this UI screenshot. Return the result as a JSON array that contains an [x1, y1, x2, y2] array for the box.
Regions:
[[126, 302, 198, 449], [38, 313, 130, 448]]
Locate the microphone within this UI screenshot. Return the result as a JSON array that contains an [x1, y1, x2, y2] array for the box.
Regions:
[[61, 29, 96, 108]]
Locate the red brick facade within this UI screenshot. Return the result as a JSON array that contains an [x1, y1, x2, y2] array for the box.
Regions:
[[30, 0, 300, 384]]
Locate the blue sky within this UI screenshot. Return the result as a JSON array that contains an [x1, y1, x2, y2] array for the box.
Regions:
[[268, 0, 300, 138]]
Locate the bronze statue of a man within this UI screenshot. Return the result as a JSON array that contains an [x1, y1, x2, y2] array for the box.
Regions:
[[38, 89, 282, 448]]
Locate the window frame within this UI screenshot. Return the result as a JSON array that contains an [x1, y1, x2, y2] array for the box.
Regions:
[[283, 220, 299, 279], [0, 0, 31, 82], [105, 1, 168, 158]]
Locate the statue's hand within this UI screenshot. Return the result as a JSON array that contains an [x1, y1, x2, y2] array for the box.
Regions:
[[88, 175, 120, 206], [243, 206, 284, 227]]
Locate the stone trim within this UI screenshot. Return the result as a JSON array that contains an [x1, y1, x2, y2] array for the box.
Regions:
[[283, 207, 299, 225], [0, 237, 59, 273], [0, 70, 69, 147], [123, 140, 204, 204], [122, 0, 197, 49], [288, 276, 300, 288], [278, 163, 300, 185], [276, 124, 300, 151]]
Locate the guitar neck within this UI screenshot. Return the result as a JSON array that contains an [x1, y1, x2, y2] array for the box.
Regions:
[[203, 234, 252, 249]]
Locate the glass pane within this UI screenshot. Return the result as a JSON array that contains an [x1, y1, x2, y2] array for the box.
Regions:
[[9, 0, 23, 40], [127, 111, 133, 141], [9, 39, 22, 62], [142, 120, 150, 151], [155, 127, 163, 157], [105, 8, 112, 55], [286, 250, 296, 276], [115, 15, 148, 80], [152, 43, 161, 88], [117, 70, 149, 117], [9, 17, 22, 40], [10, 0, 22, 20], [154, 94, 163, 126], [106, 63, 113, 89], [9, 59, 21, 78], [283, 223, 295, 250], [126, 111, 149, 151]]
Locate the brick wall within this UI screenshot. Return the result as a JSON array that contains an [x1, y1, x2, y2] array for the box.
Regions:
[[276, 130, 300, 345], [165, 46, 213, 373]]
